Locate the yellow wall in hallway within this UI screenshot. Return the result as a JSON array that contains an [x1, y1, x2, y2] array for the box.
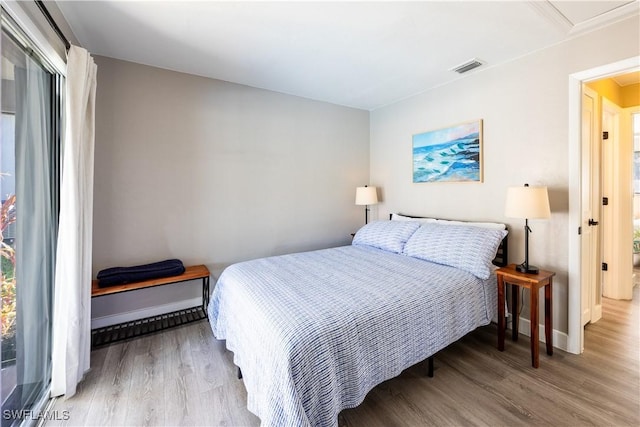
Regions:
[[586, 79, 639, 108], [621, 83, 640, 107]]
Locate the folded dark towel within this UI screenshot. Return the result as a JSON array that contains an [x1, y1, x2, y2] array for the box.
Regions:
[[97, 259, 185, 288]]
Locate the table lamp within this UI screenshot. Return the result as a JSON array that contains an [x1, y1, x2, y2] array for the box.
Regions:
[[504, 183, 550, 274], [355, 186, 378, 225]]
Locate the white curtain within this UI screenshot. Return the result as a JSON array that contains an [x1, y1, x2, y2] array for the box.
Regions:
[[51, 46, 97, 398]]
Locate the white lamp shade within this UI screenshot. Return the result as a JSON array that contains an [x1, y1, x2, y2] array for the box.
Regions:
[[505, 185, 550, 219], [355, 186, 378, 205]]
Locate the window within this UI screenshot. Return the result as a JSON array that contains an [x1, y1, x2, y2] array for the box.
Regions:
[[1, 8, 62, 426]]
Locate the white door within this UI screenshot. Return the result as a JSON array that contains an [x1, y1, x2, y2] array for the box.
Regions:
[[581, 86, 602, 326], [602, 100, 634, 301]]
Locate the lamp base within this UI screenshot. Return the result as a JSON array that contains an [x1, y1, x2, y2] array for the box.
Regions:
[[516, 263, 539, 275]]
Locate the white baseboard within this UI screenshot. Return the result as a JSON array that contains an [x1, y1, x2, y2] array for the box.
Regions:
[[91, 297, 203, 329], [515, 316, 569, 353]]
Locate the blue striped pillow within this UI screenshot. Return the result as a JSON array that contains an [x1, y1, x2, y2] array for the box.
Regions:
[[352, 220, 420, 254], [403, 223, 507, 279]]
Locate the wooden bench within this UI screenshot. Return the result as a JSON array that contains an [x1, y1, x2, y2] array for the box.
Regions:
[[91, 264, 210, 347]]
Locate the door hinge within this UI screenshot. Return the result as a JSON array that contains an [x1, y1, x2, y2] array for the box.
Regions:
[[602, 262, 608, 271], [578, 226, 582, 235], [603, 197, 609, 206], [603, 131, 609, 140]]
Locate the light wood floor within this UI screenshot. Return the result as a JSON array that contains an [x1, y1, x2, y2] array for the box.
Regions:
[[48, 288, 639, 427]]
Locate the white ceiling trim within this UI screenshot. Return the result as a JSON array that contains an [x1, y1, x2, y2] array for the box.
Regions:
[[526, 0, 639, 36], [569, 1, 640, 35], [525, 1, 573, 35]]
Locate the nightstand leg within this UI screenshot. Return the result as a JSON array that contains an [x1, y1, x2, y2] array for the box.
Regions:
[[545, 279, 553, 356], [511, 284, 519, 341], [530, 287, 540, 368], [497, 275, 505, 351]]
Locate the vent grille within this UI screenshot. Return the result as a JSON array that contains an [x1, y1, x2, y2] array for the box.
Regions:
[[451, 59, 484, 74]]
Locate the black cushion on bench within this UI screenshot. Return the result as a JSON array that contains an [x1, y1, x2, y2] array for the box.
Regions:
[[97, 259, 186, 288]]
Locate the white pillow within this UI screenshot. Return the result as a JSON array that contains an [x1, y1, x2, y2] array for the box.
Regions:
[[403, 223, 508, 279], [391, 213, 437, 224], [392, 214, 505, 230], [435, 219, 506, 230], [353, 220, 420, 254]]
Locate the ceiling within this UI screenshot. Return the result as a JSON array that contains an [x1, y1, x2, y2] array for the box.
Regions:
[[612, 70, 640, 86], [56, 1, 640, 111]]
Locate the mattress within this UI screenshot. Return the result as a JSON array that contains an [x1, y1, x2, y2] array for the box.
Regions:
[[209, 244, 497, 427]]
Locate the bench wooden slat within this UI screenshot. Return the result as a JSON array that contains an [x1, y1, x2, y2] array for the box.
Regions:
[[91, 264, 210, 297]]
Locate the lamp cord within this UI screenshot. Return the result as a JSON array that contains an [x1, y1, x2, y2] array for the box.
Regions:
[[507, 288, 526, 329]]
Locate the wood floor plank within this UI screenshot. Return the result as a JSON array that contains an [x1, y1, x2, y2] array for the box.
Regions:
[[83, 339, 136, 426], [47, 286, 639, 426], [161, 326, 199, 426], [46, 345, 109, 426], [125, 333, 165, 426], [187, 320, 226, 393]]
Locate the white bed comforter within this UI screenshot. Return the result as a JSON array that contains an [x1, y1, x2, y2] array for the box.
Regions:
[[208, 245, 497, 427]]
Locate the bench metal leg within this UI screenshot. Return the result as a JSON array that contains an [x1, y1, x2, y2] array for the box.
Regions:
[[203, 275, 210, 317]]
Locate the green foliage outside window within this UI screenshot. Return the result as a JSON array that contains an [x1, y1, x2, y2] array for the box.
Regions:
[[1, 194, 16, 339]]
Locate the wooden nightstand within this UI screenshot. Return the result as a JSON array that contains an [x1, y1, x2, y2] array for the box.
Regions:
[[496, 264, 555, 368]]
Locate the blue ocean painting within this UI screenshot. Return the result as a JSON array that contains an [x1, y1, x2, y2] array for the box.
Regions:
[[412, 121, 482, 183]]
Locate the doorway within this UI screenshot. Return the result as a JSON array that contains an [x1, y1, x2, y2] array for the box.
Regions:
[[585, 76, 638, 303], [632, 112, 640, 288], [568, 57, 640, 354], [581, 74, 637, 341]]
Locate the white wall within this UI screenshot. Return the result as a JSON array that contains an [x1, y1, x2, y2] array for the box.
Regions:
[[370, 16, 640, 337], [92, 56, 370, 325]]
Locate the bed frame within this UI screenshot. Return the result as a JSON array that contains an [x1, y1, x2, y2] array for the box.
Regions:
[[390, 213, 509, 267]]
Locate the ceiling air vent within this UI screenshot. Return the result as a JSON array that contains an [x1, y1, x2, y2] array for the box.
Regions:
[[451, 59, 484, 74]]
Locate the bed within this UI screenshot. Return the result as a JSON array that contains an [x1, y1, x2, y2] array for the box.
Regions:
[[208, 215, 508, 427]]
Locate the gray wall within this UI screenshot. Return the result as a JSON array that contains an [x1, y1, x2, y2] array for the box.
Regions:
[[91, 56, 370, 325], [369, 16, 639, 339]]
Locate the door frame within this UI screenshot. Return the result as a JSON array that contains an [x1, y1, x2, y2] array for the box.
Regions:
[[568, 56, 640, 354]]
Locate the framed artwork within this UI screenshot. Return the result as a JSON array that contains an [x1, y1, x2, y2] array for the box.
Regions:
[[412, 119, 483, 183]]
